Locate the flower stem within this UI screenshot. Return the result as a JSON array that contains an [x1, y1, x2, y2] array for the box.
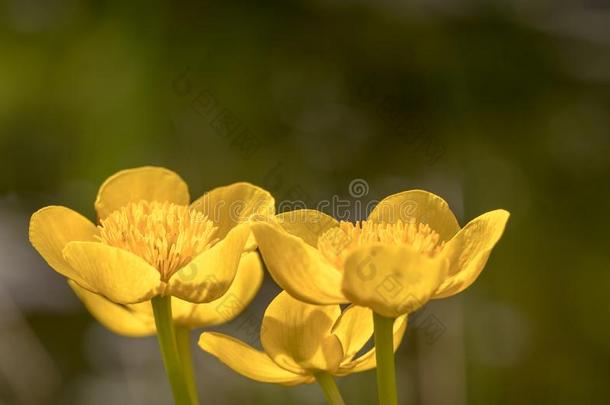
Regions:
[[373, 313, 397, 405], [176, 325, 200, 404], [315, 372, 346, 405], [151, 296, 194, 405]]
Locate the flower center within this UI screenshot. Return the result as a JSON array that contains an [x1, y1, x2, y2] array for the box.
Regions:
[[97, 201, 218, 281], [317, 220, 444, 269]]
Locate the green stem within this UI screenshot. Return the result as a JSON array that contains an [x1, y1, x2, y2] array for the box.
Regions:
[[373, 313, 397, 405], [151, 296, 194, 405], [315, 372, 346, 405], [176, 326, 200, 404]]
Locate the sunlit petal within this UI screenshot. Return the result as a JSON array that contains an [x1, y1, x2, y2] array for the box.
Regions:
[[342, 244, 448, 318], [63, 241, 163, 304], [336, 315, 407, 375], [199, 332, 312, 385], [172, 251, 264, 328], [168, 223, 250, 303], [261, 292, 344, 373], [69, 281, 155, 337], [434, 209, 510, 298], [191, 182, 275, 241], [275, 209, 339, 247], [331, 305, 374, 361], [251, 221, 347, 305], [95, 166, 190, 219], [29, 206, 98, 288], [367, 189, 460, 242]]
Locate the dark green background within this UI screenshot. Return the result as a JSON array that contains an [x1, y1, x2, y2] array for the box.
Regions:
[[1, 1, 609, 404]]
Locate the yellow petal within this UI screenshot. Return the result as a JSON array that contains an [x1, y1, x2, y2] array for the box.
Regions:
[[63, 241, 163, 304], [94, 166, 190, 219], [69, 281, 155, 337], [336, 315, 407, 375], [342, 245, 448, 318], [191, 182, 275, 241], [124, 298, 195, 327], [172, 251, 264, 328], [331, 305, 374, 361], [125, 252, 263, 328], [367, 190, 460, 242], [243, 232, 258, 252], [199, 332, 312, 385], [29, 206, 98, 288], [167, 223, 250, 303], [433, 209, 510, 299], [261, 291, 344, 373], [275, 209, 339, 247], [251, 221, 347, 305]]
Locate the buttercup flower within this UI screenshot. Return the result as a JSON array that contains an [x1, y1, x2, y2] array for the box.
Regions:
[[251, 190, 509, 318], [68, 251, 264, 336], [29, 166, 274, 305], [199, 291, 406, 385]]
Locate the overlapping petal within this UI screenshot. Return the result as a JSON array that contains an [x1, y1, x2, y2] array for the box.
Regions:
[[94, 166, 190, 219], [63, 241, 163, 304], [434, 209, 510, 298], [342, 245, 448, 318], [367, 190, 460, 242], [199, 290, 409, 384], [191, 182, 275, 240], [275, 209, 339, 247], [171, 251, 264, 327], [69, 281, 155, 337], [261, 292, 343, 373], [336, 315, 408, 375], [72, 252, 263, 335], [199, 332, 312, 385], [251, 221, 347, 305], [168, 223, 251, 303], [29, 206, 98, 288], [331, 305, 374, 361]]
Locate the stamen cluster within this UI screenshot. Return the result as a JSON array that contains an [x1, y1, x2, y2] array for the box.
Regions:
[[98, 201, 218, 280], [318, 220, 444, 269]]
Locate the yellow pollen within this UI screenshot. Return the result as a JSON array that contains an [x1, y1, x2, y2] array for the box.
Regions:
[[97, 201, 218, 281], [317, 220, 444, 269]]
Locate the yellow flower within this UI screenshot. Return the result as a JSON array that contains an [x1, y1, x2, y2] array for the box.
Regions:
[[251, 190, 509, 318], [67, 251, 264, 336], [199, 291, 407, 385], [29, 166, 274, 306]]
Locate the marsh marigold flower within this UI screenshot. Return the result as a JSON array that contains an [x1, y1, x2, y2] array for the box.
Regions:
[[199, 291, 407, 385], [251, 190, 509, 318], [29, 166, 274, 307], [67, 251, 264, 336]]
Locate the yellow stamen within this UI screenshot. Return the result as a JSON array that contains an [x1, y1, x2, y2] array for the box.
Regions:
[[318, 220, 444, 269], [97, 201, 218, 281]]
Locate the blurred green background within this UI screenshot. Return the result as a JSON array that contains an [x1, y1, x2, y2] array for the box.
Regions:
[[1, 0, 609, 404]]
